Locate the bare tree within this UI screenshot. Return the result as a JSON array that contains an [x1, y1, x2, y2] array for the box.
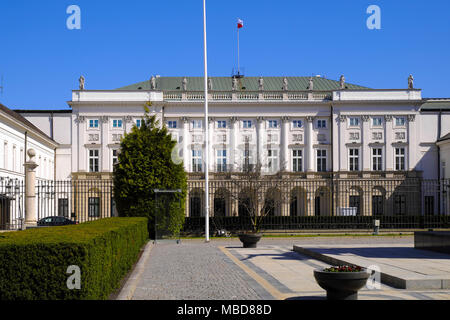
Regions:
[[226, 140, 290, 233]]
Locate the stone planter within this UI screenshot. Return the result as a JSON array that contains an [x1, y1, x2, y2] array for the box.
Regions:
[[313, 269, 370, 300], [238, 233, 262, 248]]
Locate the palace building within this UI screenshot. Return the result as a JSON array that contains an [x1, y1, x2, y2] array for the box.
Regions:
[[16, 75, 450, 219]]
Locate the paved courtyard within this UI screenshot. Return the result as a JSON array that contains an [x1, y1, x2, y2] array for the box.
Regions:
[[120, 236, 450, 300]]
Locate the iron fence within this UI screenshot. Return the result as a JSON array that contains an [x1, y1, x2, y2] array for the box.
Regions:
[[184, 177, 450, 233], [1, 177, 449, 232], [0, 179, 25, 230], [37, 180, 116, 224]]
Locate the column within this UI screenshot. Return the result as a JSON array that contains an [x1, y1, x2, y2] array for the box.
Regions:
[[281, 116, 290, 171], [230, 117, 238, 171], [332, 112, 340, 172], [362, 115, 370, 171], [24, 149, 38, 228], [407, 114, 417, 170], [306, 116, 314, 172], [77, 115, 86, 172], [385, 115, 393, 171], [72, 114, 80, 172], [257, 117, 265, 167], [338, 115, 346, 171], [101, 116, 109, 172], [182, 117, 189, 171], [208, 117, 214, 172]]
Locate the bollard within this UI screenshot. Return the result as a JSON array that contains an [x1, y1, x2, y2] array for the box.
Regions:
[[373, 219, 380, 235]]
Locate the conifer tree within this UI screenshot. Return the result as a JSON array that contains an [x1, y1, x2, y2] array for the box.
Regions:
[[113, 107, 187, 238]]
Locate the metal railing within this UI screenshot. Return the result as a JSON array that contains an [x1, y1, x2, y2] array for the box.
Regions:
[[0, 179, 25, 230], [36, 180, 116, 224], [2, 177, 448, 232], [184, 177, 450, 232]]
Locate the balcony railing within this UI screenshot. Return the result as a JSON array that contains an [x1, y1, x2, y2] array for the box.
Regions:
[[163, 91, 332, 102]]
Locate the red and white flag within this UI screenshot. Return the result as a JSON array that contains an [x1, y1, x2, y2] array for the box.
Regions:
[[237, 18, 244, 29]]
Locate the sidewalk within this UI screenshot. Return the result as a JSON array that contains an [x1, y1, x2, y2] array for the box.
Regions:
[[116, 237, 450, 300]]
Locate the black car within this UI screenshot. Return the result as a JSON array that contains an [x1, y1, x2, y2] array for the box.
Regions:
[[37, 216, 78, 226]]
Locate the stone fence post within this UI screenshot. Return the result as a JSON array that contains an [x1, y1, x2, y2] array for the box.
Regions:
[[24, 149, 38, 228]]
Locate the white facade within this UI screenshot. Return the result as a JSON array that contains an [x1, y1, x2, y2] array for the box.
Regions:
[[0, 105, 58, 182], [61, 85, 450, 181], [12, 77, 450, 183], [17, 111, 72, 180]]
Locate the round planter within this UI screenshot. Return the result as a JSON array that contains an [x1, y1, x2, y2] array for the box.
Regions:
[[313, 269, 370, 300], [238, 233, 262, 248]]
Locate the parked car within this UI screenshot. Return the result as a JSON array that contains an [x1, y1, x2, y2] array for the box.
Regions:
[[37, 216, 78, 227]]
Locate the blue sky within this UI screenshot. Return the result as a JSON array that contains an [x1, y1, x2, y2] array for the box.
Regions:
[[0, 0, 449, 109]]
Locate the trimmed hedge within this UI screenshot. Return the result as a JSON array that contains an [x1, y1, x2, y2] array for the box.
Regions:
[[0, 217, 148, 300]]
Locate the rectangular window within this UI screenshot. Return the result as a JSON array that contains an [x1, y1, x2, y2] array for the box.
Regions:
[[243, 120, 252, 129], [292, 149, 303, 172], [3, 142, 7, 170], [268, 120, 278, 129], [243, 149, 252, 171], [88, 197, 100, 217], [395, 117, 406, 127], [89, 149, 99, 172], [217, 120, 227, 129], [168, 120, 177, 129], [58, 198, 69, 217], [267, 149, 279, 172], [113, 119, 123, 128], [372, 117, 382, 126], [89, 119, 99, 128], [349, 148, 359, 171], [317, 149, 327, 172], [349, 117, 360, 127], [372, 148, 383, 171], [292, 120, 303, 129], [317, 119, 327, 129], [395, 147, 406, 171], [192, 120, 202, 129], [192, 149, 202, 172], [136, 119, 142, 128], [349, 196, 361, 215], [112, 149, 119, 167], [394, 194, 406, 215], [216, 149, 227, 172]]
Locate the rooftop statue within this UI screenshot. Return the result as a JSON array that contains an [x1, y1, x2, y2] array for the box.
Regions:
[[258, 77, 264, 91], [408, 74, 414, 89], [232, 77, 238, 91], [208, 77, 213, 91], [150, 76, 156, 90], [182, 77, 188, 91], [308, 77, 314, 91], [79, 76, 85, 90], [340, 75, 346, 89], [282, 77, 288, 91]]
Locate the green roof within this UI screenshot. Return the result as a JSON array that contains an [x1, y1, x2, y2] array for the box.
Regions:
[[116, 76, 370, 92], [420, 101, 450, 111]]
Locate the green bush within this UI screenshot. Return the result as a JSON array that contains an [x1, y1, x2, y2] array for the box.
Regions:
[[113, 108, 187, 238], [0, 217, 148, 300]]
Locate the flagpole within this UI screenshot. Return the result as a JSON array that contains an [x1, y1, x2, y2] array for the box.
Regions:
[[203, 0, 210, 243], [237, 26, 240, 75]]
